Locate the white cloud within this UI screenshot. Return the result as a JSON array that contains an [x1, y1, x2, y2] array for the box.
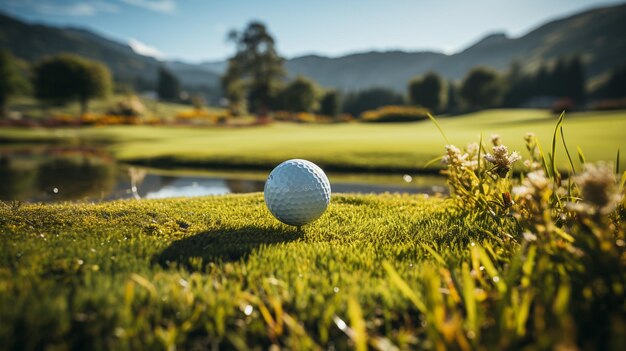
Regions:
[[1, 0, 119, 17], [128, 38, 164, 59], [120, 0, 176, 14]]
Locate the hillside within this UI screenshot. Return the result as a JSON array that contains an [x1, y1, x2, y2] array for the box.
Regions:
[[0, 12, 219, 89], [202, 3, 626, 92], [1, 3, 625, 93]]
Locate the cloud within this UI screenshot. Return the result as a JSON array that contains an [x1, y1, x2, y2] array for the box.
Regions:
[[128, 38, 164, 59], [120, 0, 176, 14], [0, 0, 118, 17]]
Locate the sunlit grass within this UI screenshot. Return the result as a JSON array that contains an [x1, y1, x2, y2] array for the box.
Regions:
[[1, 109, 624, 172], [1, 193, 474, 349]]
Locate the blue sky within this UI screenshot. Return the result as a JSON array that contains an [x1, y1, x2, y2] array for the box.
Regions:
[[0, 0, 623, 62]]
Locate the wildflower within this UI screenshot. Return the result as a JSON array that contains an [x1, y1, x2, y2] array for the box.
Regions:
[[484, 145, 521, 177], [442, 145, 465, 166], [442, 144, 479, 171], [513, 170, 550, 199], [490, 134, 501, 146], [569, 162, 622, 215], [465, 142, 479, 157], [523, 132, 535, 143], [523, 159, 542, 171]]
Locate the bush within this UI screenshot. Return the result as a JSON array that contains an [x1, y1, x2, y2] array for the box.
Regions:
[[107, 95, 146, 117], [360, 105, 430, 123]]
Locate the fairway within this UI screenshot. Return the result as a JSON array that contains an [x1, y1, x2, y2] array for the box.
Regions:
[[1, 109, 624, 172]]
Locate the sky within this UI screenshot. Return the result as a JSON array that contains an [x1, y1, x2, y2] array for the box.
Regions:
[[0, 0, 623, 62]]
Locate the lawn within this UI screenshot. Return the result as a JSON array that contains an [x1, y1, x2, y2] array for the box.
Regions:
[[1, 109, 624, 172], [0, 194, 464, 350], [1, 111, 625, 349], [6, 95, 225, 121]]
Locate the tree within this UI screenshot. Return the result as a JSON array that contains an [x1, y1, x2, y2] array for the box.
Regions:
[[446, 80, 460, 114], [343, 87, 405, 117], [34, 54, 112, 115], [564, 56, 585, 103], [222, 21, 285, 115], [157, 67, 181, 101], [0, 50, 30, 117], [319, 90, 341, 118], [408, 71, 447, 112], [460, 67, 505, 110], [279, 76, 319, 113]]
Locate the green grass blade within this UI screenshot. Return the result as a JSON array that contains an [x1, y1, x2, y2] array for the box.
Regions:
[[383, 261, 427, 312], [423, 155, 444, 169], [577, 146, 586, 166], [550, 111, 565, 178], [426, 113, 450, 144], [421, 244, 445, 265], [347, 297, 367, 351], [461, 263, 478, 334], [476, 246, 507, 293], [559, 126, 576, 174], [535, 137, 551, 177]]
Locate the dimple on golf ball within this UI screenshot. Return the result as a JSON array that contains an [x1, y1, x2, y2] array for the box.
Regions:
[[264, 159, 331, 226]]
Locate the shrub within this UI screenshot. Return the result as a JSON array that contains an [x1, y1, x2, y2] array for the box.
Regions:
[[107, 95, 146, 117], [360, 105, 430, 123]]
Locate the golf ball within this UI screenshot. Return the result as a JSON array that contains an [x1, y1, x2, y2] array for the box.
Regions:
[[264, 159, 331, 226]]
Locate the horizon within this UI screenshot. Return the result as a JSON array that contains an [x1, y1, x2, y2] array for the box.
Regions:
[[0, 0, 624, 63]]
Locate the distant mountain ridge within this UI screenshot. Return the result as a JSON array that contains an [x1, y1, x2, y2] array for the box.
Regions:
[[1, 3, 625, 94], [200, 3, 626, 92], [0, 12, 220, 89]]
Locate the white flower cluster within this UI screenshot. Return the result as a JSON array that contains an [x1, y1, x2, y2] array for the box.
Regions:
[[484, 145, 521, 176], [442, 144, 479, 171], [569, 162, 623, 215], [512, 170, 550, 199]]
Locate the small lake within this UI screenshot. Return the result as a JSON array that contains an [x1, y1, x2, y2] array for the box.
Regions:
[[0, 146, 447, 203]]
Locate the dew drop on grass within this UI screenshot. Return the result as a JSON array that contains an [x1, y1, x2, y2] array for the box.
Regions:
[[403, 174, 412, 183], [53, 187, 58, 194], [470, 242, 476, 247], [333, 287, 339, 293], [493, 276, 500, 283], [179, 278, 189, 288], [244, 305, 253, 316]]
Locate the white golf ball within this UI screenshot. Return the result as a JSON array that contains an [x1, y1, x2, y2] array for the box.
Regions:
[[264, 159, 331, 226]]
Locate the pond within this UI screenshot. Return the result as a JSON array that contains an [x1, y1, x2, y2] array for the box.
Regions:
[[0, 146, 447, 203]]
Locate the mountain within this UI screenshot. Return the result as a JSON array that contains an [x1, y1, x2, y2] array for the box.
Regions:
[[0, 12, 219, 90], [1, 3, 625, 94], [196, 3, 626, 92]]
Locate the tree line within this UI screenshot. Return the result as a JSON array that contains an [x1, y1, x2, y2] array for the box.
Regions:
[[0, 49, 186, 118], [2, 21, 626, 119], [221, 22, 626, 118]]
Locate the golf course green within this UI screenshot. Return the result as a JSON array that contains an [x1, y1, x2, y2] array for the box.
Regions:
[[1, 109, 625, 172]]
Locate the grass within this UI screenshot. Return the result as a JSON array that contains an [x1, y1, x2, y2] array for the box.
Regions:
[[1, 109, 625, 172], [6, 95, 224, 121], [2, 112, 625, 349], [0, 193, 476, 350]]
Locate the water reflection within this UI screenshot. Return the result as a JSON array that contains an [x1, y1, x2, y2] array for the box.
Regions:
[[37, 157, 115, 200], [0, 147, 447, 203], [0, 150, 117, 202]]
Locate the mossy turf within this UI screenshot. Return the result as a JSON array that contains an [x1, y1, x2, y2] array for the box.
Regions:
[[0, 193, 500, 350], [1, 109, 624, 172]]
